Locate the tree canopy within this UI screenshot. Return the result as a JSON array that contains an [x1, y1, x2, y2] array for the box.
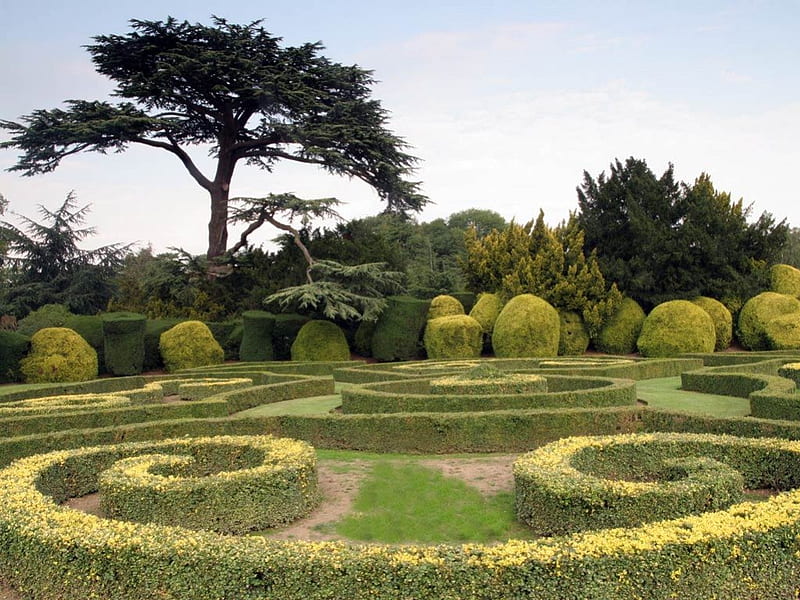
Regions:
[[1, 16, 426, 260], [577, 157, 788, 311]]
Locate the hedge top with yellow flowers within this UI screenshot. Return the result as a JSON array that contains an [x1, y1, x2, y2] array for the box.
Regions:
[[3, 432, 800, 599]]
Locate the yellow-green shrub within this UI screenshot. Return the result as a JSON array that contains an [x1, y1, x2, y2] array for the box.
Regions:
[[468, 292, 503, 334], [637, 300, 715, 357], [691, 296, 733, 351], [770, 263, 800, 297], [491, 294, 559, 357], [423, 315, 482, 359], [593, 297, 645, 354], [159, 321, 224, 372], [558, 310, 590, 356], [19, 327, 98, 383], [290, 320, 350, 361], [737, 292, 800, 350], [426, 294, 464, 320]]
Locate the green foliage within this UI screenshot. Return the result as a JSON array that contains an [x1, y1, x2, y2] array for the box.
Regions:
[[578, 159, 788, 310], [272, 314, 311, 360], [491, 294, 560, 358], [690, 296, 733, 351], [290, 320, 350, 362], [468, 292, 503, 334], [143, 318, 184, 371], [266, 260, 403, 322], [464, 211, 621, 338], [15, 303, 72, 336], [239, 310, 275, 362], [637, 300, 716, 357], [159, 321, 224, 372], [426, 294, 464, 320], [102, 312, 146, 376], [449, 291, 476, 313], [63, 314, 104, 367], [737, 292, 800, 350], [370, 296, 430, 362], [0, 330, 30, 383], [20, 327, 98, 383], [762, 314, 800, 350], [594, 297, 646, 354], [0, 193, 128, 317], [558, 310, 590, 356], [353, 319, 377, 357], [423, 315, 482, 359], [770, 263, 800, 297]]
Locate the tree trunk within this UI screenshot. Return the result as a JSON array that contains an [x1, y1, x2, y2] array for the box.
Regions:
[[207, 184, 229, 260]]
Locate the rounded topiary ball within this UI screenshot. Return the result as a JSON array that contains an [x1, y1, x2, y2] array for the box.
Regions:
[[637, 300, 716, 357], [762, 314, 800, 350], [691, 296, 733, 351], [159, 321, 225, 372], [593, 297, 646, 355], [468, 293, 503, 334], [737, 292, 800, 350], [770, 264, 800, 298], [20, 327, 98, 383], [291, 320, 350, 361], [558, 310, 590, 356], [427, 295, 465, 320], [423, 314, 483, 359], [491, 294, 560, 358]]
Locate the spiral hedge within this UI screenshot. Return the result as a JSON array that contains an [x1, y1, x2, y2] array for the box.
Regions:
[[4, 353, 800, 597]]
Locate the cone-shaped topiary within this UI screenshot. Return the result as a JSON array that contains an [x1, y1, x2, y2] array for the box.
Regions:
[[492, 294, 560, 358], [691, 296, 733, 351], [159, 321, 224, 372], [737, 292, 800, 350], [468, 293, 503, 335], [558, 310, 590, 356], [291, 320, 350, 361], [20, 327, 98, 383], [0, 330, 30, 383], [770, 264, 800, 298], [427, 295, 465, 320], [637, 300, 715, 357], [593, 297, 646, 355], [239, 310, 275, 361], [423, 315, 483, 359], [102, 312, 146, 376]]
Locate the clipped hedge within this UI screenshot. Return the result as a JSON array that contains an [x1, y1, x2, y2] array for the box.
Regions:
[[593, 297, 645, 354], [205, 320, 242, 361], [0, 330, 29, 383], [159, 321, 224, 372], [558, 310, 590, 356], [340, 375, 636, 414], [63, 314, 105, 372], [291, 320, 350, 361], [97, 435, 319, 534], [423, 314, 482, 359], [20, 327, 98, 383], [770, 263, 800, 297], [492, 294, 560, 358], [515, 433, 749, 535], [763, 313, 800, 350], [691, 296, 733, 351], [427, 294, 465, 320], [737, 292, 800, 350], [102, 311, 146, 376], [143, 318, 184, 371], [370, 296, 430, 362], [468, 292, 503, 335], [272, 313, 310, 360], [637, 300, 715, 357], [239, 310, 275, 361], [15, 304, 72, 337], [5, 431, 800, 598]]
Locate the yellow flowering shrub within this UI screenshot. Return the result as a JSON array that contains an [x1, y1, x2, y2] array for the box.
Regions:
[[19, 327, 98, 383]]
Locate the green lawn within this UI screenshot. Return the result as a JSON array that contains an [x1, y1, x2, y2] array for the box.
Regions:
[[328, 461, 532, 543], [637, 376, 751, 418]]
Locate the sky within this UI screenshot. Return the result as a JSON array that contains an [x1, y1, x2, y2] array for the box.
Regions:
[[1, 0, 799, 255]]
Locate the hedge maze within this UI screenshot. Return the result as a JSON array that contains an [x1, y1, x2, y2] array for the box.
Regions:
[[5, 354, 800, 598]]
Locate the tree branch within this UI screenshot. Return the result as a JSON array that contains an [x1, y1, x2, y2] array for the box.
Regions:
[[133, 137, 212, 190]]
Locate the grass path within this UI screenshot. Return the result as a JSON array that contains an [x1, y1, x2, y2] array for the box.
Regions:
[[636, 376, 751, 417]]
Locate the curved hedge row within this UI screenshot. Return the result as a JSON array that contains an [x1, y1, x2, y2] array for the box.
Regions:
[[339, 375, 637, 414], [97, 436, 319, 534], [4, 432, 800, 598]]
